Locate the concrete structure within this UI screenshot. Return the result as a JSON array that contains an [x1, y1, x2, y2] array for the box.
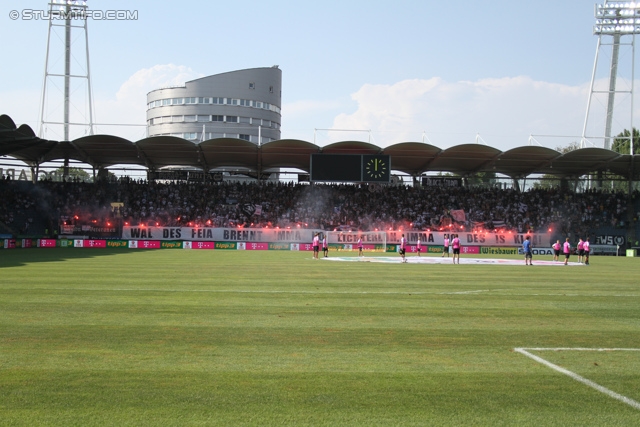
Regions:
[[146, 66, 282, 144]]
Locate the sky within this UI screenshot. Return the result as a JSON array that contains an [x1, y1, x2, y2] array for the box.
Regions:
[[1, 0, 638, 154]]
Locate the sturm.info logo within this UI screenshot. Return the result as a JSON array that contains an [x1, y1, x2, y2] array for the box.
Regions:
[[10, 2, 138, 21]]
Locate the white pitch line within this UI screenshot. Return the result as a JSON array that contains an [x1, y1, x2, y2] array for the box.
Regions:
[[321, 256, 584, 266], [9, 288, 640, 299], [443, 292, 640, 298], [514, 347, 640, 410], [12, 288, 640, 298], [519, 348, 640, 352], [39, 287, 496, 296], [440, 290, 491, 295]]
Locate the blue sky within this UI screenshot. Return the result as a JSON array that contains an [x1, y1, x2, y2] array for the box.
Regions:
[[0, 0, 635, 151]]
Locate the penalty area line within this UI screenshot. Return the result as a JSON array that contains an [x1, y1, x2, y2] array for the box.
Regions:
[[514, 347, 640, 410]]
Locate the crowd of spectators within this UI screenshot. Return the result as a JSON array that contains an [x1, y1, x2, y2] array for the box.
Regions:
[[0, 177, 637, 239], [0, 180, 37, 234]]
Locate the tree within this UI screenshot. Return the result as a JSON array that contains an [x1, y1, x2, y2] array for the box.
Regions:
[[555, 140, 581, 154], [533, 141, 580, 190], [54, 167, 91, 182], [466, 171, 497, 187], [611, 128, 640, 155], [435, 171, 497, 188], [606, 128, 640, 192]]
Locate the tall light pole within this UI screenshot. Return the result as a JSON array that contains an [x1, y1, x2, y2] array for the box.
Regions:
[[582, 1, 639, 154], [38, 0, 95, 143]]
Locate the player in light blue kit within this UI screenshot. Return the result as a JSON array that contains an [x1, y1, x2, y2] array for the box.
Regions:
[[523, 235, 533, 266]]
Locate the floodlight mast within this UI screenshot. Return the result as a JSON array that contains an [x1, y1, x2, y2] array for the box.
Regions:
[[582, 1, 639, 154], [39, 0, 95, 143]]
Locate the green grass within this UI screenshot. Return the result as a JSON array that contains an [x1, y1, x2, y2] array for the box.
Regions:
[[1, 249, 639, 426]]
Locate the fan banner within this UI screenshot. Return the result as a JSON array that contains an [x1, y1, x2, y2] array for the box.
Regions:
[[450, 210, 466, 222], [123, 227, 324, 243], [122, 227, 552, 247], [385, 231, 549, 247]]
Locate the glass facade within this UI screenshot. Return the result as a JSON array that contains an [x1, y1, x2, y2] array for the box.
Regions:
[[148, 115, 279, 129], [148, 96, 281, 114]]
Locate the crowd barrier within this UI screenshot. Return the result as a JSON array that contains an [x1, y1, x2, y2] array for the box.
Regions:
[[1, 238, 624, 257], [6, 239, 628, 257], [2, 227, 621, 256], [0, 238, 524, 255]]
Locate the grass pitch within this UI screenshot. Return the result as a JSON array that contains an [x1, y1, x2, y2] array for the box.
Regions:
[[1, 249, 639, 426]]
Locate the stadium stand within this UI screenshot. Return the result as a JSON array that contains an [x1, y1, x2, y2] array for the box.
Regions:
[[0, 178, 635, 243]]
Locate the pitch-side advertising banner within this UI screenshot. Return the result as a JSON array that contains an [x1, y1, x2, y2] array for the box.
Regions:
[[74, 239, 107, 248], [37, 239, 57, 248], [129, 240, 161, 249]]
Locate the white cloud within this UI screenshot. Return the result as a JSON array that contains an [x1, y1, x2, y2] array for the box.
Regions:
[[5, 69, 635, 152], [331, 76, 594, 150], [283, 99, 344, 118], [281, 98, 353, 143], [114, 64, 204, 103], [0, 64, 203, 142], [0, 88, 41, 132], [93, 64, 203, 141]]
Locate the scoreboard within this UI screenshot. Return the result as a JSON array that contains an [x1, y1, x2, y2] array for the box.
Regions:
[[310, 154, 390, 183]]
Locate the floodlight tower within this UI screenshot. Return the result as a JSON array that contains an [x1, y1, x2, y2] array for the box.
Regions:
[[38, 0, 95, 141], [582, 1, 639, 154]]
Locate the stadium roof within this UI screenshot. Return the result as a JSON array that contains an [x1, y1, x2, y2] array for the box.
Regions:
[[2, 113, 639, 180]]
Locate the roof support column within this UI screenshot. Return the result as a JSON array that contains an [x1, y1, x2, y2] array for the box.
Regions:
[[257, 145, 263, 182]]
